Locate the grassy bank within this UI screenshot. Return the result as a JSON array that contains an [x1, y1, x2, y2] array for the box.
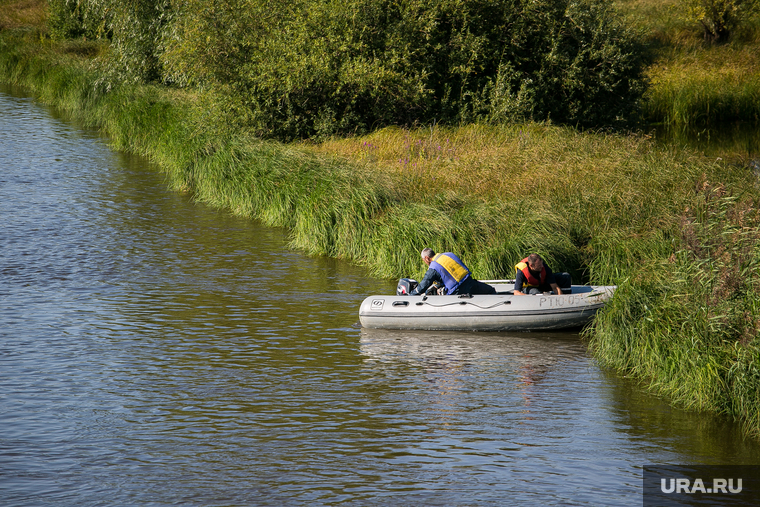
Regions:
[[591, 180, 760, 437], [1, 1, 760, 439], [618, 0, 760, 127]]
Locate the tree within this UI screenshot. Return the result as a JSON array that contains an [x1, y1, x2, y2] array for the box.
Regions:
[[681, 0, 760, 43], [48, 0, 109, 40], [48, 0, 171, 83]]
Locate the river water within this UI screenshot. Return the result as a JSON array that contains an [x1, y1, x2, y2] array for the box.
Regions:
[[2, 85, 759, 506]]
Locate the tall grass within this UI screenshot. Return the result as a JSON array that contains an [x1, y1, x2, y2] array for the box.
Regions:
[[588, 181, 760, 436], [644, 45, 760, 126], [0, 0, 46, 31], [303, 123, 727, 281]]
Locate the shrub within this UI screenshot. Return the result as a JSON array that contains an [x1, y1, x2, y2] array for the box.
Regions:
[[680, 0, 760, 42], [161, 0, 648, 140], [47, 0, 170, 83], [48, 0, 107, 40]]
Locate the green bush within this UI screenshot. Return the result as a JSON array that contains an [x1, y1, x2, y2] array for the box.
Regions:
[[48, 0, 108, 40], [161, 0, 648, 140], [108, 0, 171, 83], [48, 0, 170, 83], [680, 0, 760, 42], [48, 0, 649, 138]]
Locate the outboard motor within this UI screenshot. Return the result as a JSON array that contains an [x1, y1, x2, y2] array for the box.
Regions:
[[396, 278, 418, 295]]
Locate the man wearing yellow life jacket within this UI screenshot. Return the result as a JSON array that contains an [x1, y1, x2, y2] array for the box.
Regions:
[[514, 253, 563, 295], [410, 248, 496, 295]]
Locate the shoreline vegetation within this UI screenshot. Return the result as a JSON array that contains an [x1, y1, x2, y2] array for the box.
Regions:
[[2, 0, 760, 438]]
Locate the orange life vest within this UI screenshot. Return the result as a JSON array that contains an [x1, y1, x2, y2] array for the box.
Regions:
[[515, 257, 547, 288]]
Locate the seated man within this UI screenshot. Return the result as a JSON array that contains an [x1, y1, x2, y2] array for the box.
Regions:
[[410, 248, 496, 296], [514, 253, 566, 295]]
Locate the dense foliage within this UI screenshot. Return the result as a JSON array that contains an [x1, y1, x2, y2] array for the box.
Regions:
[[47, 0, 647, 140], [48, 0, 104, 40], [49, 0, 170, 82], [680, 0, 760, 42]]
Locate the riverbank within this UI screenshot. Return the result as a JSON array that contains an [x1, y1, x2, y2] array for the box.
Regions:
[[1, 2, 759, 440]]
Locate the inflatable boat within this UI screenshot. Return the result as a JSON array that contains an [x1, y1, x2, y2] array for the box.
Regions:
[[358, 279, 615, 332]]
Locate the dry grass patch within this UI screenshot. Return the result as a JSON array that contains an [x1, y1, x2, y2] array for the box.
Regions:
[[0, 0, 46, 31], [303, 123, 663, 204]]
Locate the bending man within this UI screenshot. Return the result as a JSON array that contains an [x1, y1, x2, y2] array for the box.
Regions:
[[514, 253, 565, 295], [410, 248, 496, 296]]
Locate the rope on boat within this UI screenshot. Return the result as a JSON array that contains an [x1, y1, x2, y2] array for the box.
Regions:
[[417, 300, 511, 310]]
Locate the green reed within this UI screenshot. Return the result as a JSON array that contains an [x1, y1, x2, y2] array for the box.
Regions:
[[644, 54, 760, 126], [614, 0, 760, 127], [588, 183, 760, 437]]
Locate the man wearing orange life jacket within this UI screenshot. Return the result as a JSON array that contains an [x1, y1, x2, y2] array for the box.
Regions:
[[514, 253, 563, 295], [410, 248, 496, 295]]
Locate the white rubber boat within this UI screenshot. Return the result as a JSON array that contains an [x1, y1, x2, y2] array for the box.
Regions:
[[359, 280, 616, 332]]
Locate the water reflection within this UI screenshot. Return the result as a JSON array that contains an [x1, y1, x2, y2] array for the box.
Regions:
[[603, 371, 760, 466], [651, 122, 760, 163], [360, 328, 584, 425]]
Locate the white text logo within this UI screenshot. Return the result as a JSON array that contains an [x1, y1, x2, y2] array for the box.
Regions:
[[661, 478, 742, 494]]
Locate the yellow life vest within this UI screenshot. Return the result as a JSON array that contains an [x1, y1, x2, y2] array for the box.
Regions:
[[433, 253, 470, 282]]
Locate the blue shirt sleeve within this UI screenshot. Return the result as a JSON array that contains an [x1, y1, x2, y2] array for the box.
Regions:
[[544, 266, 556, 285], [514, 270, 526, 291], [411, 267, 442, 295]]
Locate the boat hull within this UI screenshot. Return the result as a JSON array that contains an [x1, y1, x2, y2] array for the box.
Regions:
[[359, 283, 615, 332]]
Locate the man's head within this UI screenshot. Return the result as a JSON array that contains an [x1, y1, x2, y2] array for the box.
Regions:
[[527, 253, 544, 272], [421, 247, 436, 266]]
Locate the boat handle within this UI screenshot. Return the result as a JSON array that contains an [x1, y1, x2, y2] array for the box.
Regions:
[[392, 301, 409, 307]]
